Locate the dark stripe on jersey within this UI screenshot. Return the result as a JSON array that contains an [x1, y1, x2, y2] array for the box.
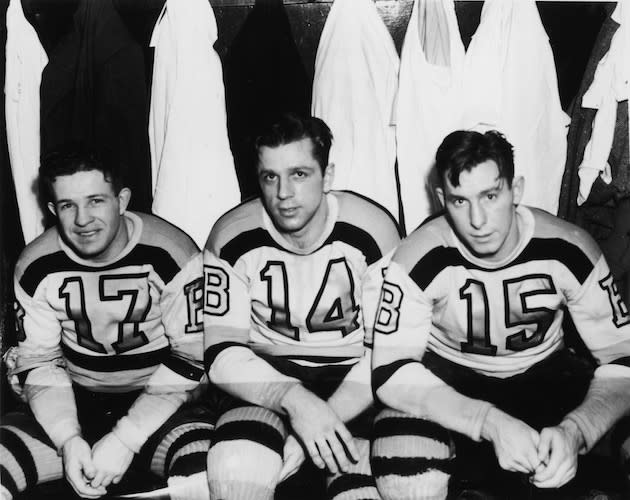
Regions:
[[0, 465, 19, 496], [409, 238, 594, 291], [0, 428, 38, 488], [169, 451, 208, 476], [323, 222, 382, 266], [374, 417, 450, 445], [20, 245, 182, 296], [163, 355, 205, 381], [62, 345, 169, 372], [165, 428, 214, 475], [327, 473, 374, 498], [213, 421, 284, 454], [611, 357, 630, 369], [372, 456, 455, 477], [276, 354, 356, 364], [204, 342, 248, 370], [372, 359, 418, 394], [220, 228, 283, 266]]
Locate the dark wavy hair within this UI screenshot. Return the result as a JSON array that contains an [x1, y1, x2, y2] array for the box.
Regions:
[[435, 130, 515, 188], [39, 144, 125, 202], [254, 112, 333, 172]]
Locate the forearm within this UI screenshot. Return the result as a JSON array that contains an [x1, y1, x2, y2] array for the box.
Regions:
[[112, 356, 204, 453], [564, 364, 630, 452], [377, 361, 493, 441], [327, 355, 373, 423], [208, 345, 301, 412], [25, 365, 81, 450], [113, 390, 190, 453]]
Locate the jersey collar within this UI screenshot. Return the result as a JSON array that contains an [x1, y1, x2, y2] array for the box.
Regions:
[[449, 204, 535, 269], [262, 193, 339, 255]]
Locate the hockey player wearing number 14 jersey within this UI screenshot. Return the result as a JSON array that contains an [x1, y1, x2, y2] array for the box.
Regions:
[[371, 130, 630, 499], [203, 113, 401, 500], [1, 149, 212, 500]]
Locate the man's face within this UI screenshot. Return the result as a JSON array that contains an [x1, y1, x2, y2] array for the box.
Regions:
[[48, 169, 131, 262], [257, 138, 333, 245], [437, 160, 523, 262]]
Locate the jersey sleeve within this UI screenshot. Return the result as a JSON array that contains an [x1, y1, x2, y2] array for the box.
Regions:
[[566, 255, 630, 366], [13, 274, 81, 450], [562, 254, 630, 451], [371, 260, 434, 396], [112, 252, 206, 453], [371, 260, 493, 441], [203, 248, 300, 412]]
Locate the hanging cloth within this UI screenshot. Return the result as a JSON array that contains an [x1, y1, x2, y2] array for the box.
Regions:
[[576, 4, 627, 206], [223, 0, 311, 200], [149, 0, 240, 248], [395, 0, 465, 234], [39, 0, 152, 212], [558, 4, 620, 223], [312, 0, 400, 221], [462, 0, 569, 215], [5, 0, 48, 243]]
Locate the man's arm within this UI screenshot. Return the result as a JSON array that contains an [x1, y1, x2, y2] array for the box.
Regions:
[[13, 278, 81, 450], [326, 251, 399, 423], [372, 261, 542, 473], [92, 253, 206, 488], [532, 253, 630, 488], [204, 249, 302, 409], [204, 249, 355, 474], [13, 275, 106, 496]]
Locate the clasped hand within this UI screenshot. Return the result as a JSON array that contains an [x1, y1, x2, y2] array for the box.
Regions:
[[62, 433, 134, 498], [483, 408, 582, 489]]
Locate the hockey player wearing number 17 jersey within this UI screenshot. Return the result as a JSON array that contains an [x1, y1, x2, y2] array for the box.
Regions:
[[1, 148, 213, 500], [371, 130, 630, 499], [203, 113, 401, 500]]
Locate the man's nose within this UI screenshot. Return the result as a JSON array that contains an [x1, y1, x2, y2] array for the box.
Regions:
[[469, 202, 487, 230]]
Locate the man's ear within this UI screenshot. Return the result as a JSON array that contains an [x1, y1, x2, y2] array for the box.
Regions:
[[323, 163, 335, 193], [47, 202, 57, 217], [435, 186, 445, 208], [117, 188, 132, 214], [512, 176, 524, 205]]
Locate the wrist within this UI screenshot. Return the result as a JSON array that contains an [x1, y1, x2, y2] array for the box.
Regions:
[[560, 418, 585, 452], [279, 384, 308, 417], [480, 406, 501, 442], [60, 433, 83, 455]]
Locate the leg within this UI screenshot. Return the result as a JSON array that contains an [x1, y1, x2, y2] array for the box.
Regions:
[[206, 406, 288, 500], [140, 403, 216, 500], [0, 412, 63, 499], [326, 438, 380, 500], [371, 409, 454, 500]]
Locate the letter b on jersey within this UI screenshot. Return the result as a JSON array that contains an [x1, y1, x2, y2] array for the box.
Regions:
[[375, 281, 403, 334]]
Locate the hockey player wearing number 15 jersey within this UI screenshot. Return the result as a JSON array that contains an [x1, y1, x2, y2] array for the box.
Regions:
[[1, 149, 212, 500], [371, 130, 630, 499], [203, 113, 401, 500]]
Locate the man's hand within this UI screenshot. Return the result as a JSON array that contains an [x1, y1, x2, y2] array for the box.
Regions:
[[278, 434, 306, 483], [481, 407, 541, 474], [281, 385, 359, 474], [62, 435, 107, 498], [90, 432, 135, 489], [531, 420, 584, 488]]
